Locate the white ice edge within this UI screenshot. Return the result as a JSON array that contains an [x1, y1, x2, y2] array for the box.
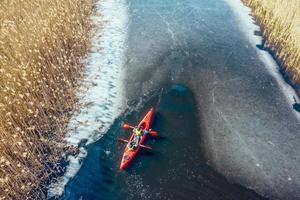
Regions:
[[47, 0, 128, 198], [224, 0, 300, 120]]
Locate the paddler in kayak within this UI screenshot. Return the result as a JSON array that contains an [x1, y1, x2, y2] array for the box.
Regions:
[[127, 140, 137, 150], [132, 125, 150, 147], [133, 126, 142, 144]]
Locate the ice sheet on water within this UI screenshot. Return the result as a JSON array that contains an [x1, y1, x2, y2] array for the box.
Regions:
[[224, 0, 300, 120]]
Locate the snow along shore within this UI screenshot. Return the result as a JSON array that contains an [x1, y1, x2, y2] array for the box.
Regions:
[[224, 0, 300, 120], [47, 0, 128, 197]]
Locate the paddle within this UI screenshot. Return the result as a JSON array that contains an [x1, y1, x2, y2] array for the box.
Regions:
[[149, 130, 158, 137], [139, 144, 152, 150], [122, 123, 158, 137], [118, 138, 129, 143], [122, 123, 134, 129], [117, 138, 152, 150]]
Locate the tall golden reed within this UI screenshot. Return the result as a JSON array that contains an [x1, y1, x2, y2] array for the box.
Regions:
[[242, 0, 300, 90], [0, 0, 93, 199]]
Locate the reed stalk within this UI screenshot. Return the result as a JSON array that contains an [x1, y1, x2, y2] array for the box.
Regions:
[[242, 0, 300, 91], [0, 0, 93, 198]]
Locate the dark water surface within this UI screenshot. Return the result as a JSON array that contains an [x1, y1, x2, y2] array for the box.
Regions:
[[64, 85, 264, 199], [63, 0, 300, 199]]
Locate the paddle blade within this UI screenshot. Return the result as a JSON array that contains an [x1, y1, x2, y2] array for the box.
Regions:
[[149, 131, 158, 137], [118, 138, 129, 144], [140, 144, 152, 150], [122, 123, 132, 129]]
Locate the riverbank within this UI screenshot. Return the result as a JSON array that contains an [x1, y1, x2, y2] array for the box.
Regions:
[[47, 0, 127, 198], [241, 0, 300, 98], [0, 0, 93, 199]]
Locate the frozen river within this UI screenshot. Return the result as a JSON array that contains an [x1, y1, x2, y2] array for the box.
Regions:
[[50, 0, 300, 199]]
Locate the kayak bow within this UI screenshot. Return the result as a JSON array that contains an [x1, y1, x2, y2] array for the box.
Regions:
[[119, 108, 155, 170]]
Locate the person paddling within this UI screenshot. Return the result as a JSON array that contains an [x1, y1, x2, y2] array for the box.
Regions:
[[124, 124, 151, 149], [133, 126, 142, 144], [134, 126, 142, 136]]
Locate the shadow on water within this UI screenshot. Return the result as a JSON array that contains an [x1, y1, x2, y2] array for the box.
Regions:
[[63, 84, 267, 200]]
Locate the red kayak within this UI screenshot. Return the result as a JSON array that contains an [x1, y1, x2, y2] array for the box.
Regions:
[[119, 108, 157, 170]]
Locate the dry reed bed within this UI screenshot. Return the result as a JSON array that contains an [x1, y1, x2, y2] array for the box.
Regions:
[[242, 0, 300, 92], [0, 0, 93, 199]]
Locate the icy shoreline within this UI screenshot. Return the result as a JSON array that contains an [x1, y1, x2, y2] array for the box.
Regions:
[[224, 0, 300, 120], [47, 0, 128, 197]]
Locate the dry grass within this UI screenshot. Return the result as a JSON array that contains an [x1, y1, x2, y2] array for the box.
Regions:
[[242, 0, 300, 88], [0, 0, 93, 199]]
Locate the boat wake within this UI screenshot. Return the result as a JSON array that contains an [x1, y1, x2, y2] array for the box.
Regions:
[[47, 0, 128, 198]]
